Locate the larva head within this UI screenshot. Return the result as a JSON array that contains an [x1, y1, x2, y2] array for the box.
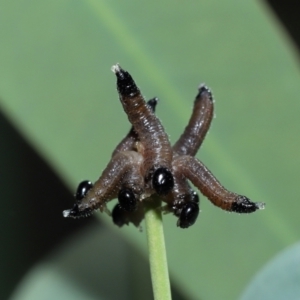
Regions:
[[63, 180, 94, 218], [152, 167, 174, 195], [177, 202, 199, 229], [112, 203, 145, 228], [118, 188, 137, 212], [112, 204, 129, 227], [147, 97, 158, 113], [75, 180, 93, 201], [190, 190, 199, 204]]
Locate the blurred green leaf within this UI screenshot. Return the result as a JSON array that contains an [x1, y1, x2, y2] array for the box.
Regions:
[[10, 225, 153, 300], [1, 0, 300, 299], [240, 242, 300, 300]]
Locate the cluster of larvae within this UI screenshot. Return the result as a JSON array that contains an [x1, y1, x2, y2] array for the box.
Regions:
[[63, 64, 264, 228]]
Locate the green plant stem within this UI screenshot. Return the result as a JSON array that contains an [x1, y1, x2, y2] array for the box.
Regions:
[[144, 196, 172, 300]]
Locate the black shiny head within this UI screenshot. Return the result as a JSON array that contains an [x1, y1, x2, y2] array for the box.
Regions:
[[177, 202, 199, 229], [231, 195, 259, 213], [118, 188, 137, 212], [112, 204, 128, 227], [191, 190, 199, 203], [147, 97, 158, 113], [152, 167, 174, 195], [75, 180, 93, 201]]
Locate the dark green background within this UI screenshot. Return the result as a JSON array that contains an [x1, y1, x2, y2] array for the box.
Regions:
[[1, 1, 300, 299]]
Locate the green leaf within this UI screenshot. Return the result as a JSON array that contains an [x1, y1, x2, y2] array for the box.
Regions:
[[240, 242, 300, 300], [9, 225, 153, 300], [1, 1, 300, 299]]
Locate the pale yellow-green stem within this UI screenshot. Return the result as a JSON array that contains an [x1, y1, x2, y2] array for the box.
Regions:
[[144, 196, 172, 300]]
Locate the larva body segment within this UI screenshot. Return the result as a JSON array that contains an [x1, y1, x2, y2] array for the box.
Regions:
[[112, 64, 174, 195], [63, 151, 144, 218], [112, 98, 158, 157], [173, 155, 264, 213], [173, 85, 214, 157]]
